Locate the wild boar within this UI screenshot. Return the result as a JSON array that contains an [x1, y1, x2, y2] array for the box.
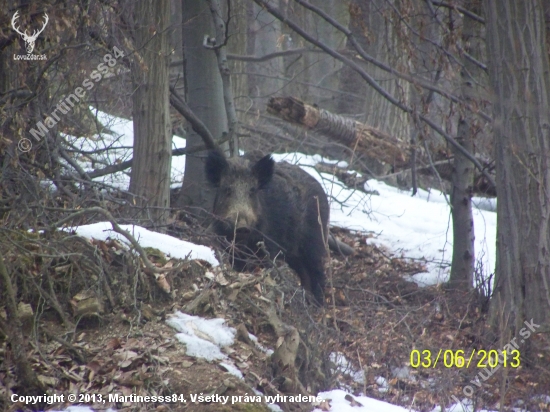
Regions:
[[205, 150, 329, 304]]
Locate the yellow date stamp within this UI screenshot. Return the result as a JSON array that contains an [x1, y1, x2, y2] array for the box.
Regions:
[[410, 349, 521, 369]]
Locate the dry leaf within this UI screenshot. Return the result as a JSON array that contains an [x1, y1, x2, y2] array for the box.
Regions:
[[105, 337, 122, 350], [216, 272, 229, 285], [114, 350, 139, 361], [37, 375, 57, 386]]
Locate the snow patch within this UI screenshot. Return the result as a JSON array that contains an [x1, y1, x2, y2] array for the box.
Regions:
[[65, 107, 186, 189], [219, 362, 244, 379], [68, 221, 218, 266], [271, 153, 496, 286], [314, 389, 412, 412], [249, 332, 274, 356], [166, 311, 236, 361], [330, 352, 365, 384]]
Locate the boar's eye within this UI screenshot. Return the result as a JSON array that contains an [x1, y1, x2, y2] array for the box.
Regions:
[[221, 186, 232, 195], [249, 187, 257, 196]]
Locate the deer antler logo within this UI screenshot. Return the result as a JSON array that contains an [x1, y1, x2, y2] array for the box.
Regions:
[[11, 10, 49, 54]]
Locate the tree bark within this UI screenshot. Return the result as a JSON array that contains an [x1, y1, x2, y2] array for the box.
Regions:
[[129, 0, 172, 228], [485, 0, 550, 334], [227, 0, 248, 130], [289, 0, 347, 112], [449, 0, 485, 290], [245, 1, 283, 112], [206, 0, 239, 156], [178, 0, 228, 214], [449, 114, 475, 289]]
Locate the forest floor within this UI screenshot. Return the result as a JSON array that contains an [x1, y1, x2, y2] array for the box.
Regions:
[[2, 224, 549, 412]]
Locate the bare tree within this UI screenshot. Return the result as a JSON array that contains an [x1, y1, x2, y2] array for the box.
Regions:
[[177, 0, 228, 214], [129, 0, 172, 228], [485, 0, 550, 334], [449, 0, 486, 290], [244, 1, 284, 111]]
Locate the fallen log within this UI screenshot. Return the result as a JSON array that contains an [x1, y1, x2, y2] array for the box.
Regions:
[[267, 96, 409, 167]]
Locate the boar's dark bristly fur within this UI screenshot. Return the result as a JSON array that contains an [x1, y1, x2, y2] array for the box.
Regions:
[[205, 150, 329, 304]]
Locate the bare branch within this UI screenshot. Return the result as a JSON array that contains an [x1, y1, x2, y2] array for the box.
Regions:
[[171, 48, 324, 67], [422, 0, 487, 72], [252, 0, 496, 190], [58, 147, 93, 181], [431, 1, 485, 24], [227, 48, 319, 62], [292, 0, 490, 121], [86, 145, 202, 180], [169, 85, 218, 150]]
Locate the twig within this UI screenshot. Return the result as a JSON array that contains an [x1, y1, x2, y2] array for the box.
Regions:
[[86, 144, 202, 179], [316, 195, 337, 327], [57, 147, 92, 182], [42, 329, 90, 363], [431, 0, 485, 24]]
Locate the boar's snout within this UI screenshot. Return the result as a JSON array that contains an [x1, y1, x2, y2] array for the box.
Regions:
[[235, 226, 251, 235], [228, 212, 256, 237], [235, 226, 252, 241], [211, 209, 257, 240]]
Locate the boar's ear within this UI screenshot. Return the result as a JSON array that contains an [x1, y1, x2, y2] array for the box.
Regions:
[[205, 150, 228, 186], [252, 154, 274, 188]]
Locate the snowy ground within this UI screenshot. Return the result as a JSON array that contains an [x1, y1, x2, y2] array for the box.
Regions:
[[64, 107, 186, 190], [66, 109, 496, 285], [67, 221, 218, 266], [271, 152, 496, 286], [54, 110, 500, 412]]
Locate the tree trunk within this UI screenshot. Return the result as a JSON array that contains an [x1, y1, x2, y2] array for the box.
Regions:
[[245, 1, 283, 112], [178, 0, 228, 215], [449, 0, 484, 290], [449, 114, 475, 290], [287, 0, 347, 112], [129, 0, 172, 228], [206, 0, 239, 157], [227, 0, 248, 143], [485, 0, 550, 334], [0, 251, 45, 397]]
